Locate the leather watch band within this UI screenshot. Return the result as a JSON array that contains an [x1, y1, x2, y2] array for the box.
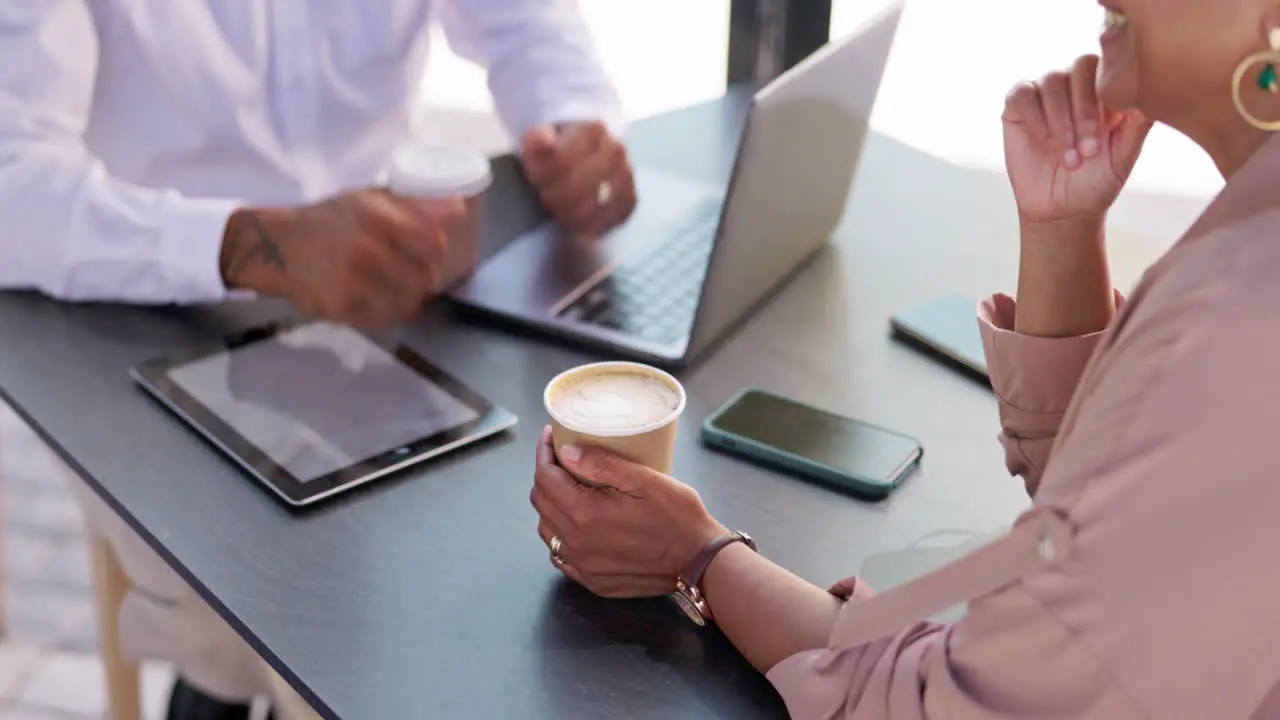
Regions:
[[681, 531, 757, 588]]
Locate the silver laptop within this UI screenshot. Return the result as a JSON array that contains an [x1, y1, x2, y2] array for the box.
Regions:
[[452, 3, 904, 367]]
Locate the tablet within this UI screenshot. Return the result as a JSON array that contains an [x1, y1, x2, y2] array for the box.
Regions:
[[131, 319, 517, 506]]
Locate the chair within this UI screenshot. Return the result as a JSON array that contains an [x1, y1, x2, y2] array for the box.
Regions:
[[0, 504, 6, 640], [89, 531, 143, 720], [0, 402, 141, 719], [266, 665, 323, 720]]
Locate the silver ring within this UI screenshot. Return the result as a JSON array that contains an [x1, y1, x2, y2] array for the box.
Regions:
[[549, 535, 566, 566], [596, 180, 613, 207]]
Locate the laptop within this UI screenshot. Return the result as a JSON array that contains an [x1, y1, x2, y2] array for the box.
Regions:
[[451, 2, 904, 368]]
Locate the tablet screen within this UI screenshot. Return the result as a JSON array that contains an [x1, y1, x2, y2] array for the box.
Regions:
[[165, 322, 480, 483]]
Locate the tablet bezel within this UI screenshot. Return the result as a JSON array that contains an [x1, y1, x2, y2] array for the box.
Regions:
[[131, 318, 516, 506]]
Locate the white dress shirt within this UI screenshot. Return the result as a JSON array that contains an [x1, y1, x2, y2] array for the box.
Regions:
[[0, 0, 621, 304]]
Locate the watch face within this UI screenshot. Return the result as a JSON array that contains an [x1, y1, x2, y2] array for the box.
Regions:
[[672, 591, 707, 627]]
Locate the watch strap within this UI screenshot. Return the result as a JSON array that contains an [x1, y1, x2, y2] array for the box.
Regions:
[[681, 531, 757, 588]]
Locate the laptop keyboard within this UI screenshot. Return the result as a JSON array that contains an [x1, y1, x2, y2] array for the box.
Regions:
[[557, 201, 721, 345]]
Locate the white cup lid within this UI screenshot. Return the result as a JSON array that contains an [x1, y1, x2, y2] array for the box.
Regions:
[[385, 143, 493, 198]]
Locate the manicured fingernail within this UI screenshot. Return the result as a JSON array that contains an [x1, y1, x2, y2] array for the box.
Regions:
[[1063, 149, 1081, 169], [1079, 137, 1099, 158], [559, 445, 581, 464]]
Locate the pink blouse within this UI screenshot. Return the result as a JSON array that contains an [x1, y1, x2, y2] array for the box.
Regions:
[[766, 136, 1280, 719]]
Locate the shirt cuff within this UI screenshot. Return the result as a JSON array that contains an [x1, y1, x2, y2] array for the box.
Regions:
[[766, 647, 839, 714], [536, 96, 627, 139], [827, 575, 876, 602], [158, 196, 240, 304], [977, 292, 1120, 432], [762, 575, 877, 701]]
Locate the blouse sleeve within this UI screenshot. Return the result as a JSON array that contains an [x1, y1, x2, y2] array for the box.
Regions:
[[977, 292, 1118, 493], [763, 252, 1280, 718], [765, 583, 1140, 719]]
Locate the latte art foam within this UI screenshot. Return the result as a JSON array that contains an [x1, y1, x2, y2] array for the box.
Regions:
[[549, 370, 680, 432]]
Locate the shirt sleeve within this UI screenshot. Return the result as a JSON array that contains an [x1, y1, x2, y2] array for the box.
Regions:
[[765, 580, 1145, 719], [976, 292, 1120, 493], [0, 1, 238, 304], [762, 247, 1280, 718], [437, 0, 625, 138]]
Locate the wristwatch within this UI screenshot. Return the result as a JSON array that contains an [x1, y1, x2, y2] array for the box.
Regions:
[[673, 531, 756, 626]]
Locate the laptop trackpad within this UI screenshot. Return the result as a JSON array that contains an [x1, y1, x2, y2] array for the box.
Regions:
[[453, 169, 723, 316], [457, 221, 611, 311]]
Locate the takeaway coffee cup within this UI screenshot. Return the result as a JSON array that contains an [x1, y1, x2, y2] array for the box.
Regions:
[[385, 143, 492, 293], [543, 361, 687, 477]]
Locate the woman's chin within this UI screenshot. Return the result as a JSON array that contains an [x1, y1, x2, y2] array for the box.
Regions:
[[1097, 64, 1140, 112]]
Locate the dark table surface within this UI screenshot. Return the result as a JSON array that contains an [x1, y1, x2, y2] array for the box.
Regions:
[[0, 89, 1078, 718]]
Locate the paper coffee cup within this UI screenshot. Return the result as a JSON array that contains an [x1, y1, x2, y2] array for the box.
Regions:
[[384, 143, 492, 292], [543, 361, 687, 477]]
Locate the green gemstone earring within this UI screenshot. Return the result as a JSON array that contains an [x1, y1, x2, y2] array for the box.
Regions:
[[1234, 28, 1280, 130], [1259, 63, 1279, 93]]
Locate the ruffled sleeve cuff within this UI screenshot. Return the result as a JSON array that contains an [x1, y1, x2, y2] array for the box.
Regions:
[[978, 292, 1119, 435]]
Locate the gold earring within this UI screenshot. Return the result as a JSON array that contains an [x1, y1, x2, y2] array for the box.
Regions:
[[1233, 28, 1280, 131]]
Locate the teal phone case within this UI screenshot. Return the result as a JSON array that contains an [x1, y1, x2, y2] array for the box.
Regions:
[[700, 388, 921, 501]]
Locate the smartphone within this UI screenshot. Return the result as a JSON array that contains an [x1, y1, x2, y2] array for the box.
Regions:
[[890, 295, 989, 383], [701, 389, 923, 500]]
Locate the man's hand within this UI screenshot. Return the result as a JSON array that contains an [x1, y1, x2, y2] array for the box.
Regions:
[[521, 121, 637, 237], [219, 189, 456, 328]]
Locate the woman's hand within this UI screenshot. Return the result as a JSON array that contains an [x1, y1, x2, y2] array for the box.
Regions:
[[1004, 56, 1148, 339], [530, 427, 727, 598], [1003, 55, 1152, 226]]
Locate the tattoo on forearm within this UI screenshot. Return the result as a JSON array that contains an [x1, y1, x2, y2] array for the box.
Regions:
[[225, 211, 286, 284]]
